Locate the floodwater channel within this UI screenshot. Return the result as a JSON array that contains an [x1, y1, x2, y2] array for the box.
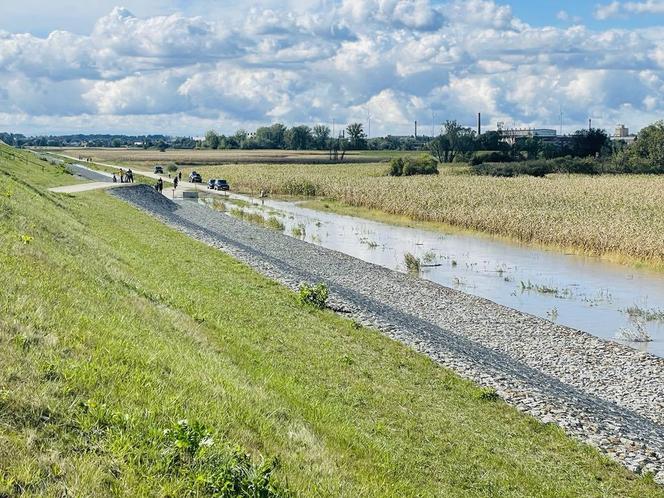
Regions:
[[198, 192, 664, 358]]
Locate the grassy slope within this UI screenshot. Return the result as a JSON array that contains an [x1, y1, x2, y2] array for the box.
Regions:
[[1, 145, 662, 497]]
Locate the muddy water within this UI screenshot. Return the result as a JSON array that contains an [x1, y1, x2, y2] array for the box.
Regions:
[[200, 193, 664, 358]]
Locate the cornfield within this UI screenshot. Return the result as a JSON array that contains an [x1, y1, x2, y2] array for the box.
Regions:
[[185, 163, 664, 267]]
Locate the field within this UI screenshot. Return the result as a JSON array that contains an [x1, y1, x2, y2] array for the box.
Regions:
[[51, 147, 414, 165], [178, 162, 664, 269], [2, 144, 663, 496]]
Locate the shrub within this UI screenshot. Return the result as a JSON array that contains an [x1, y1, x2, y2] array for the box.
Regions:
[[265, 216, 285, 231], [167, 163, 178, 172], [469, 151, 513, 166], [298, 282, 329, 309], [389, 155, 438, 177], [404, 252, 420, 273]]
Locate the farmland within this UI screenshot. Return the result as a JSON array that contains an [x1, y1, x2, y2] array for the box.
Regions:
[[179, 162, 664, 269], [52, 147, 413, 165]]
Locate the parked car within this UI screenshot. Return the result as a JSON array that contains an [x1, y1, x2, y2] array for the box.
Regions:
[[154, 165, 164, 174], [214, 179, 230, 191], [189, 171, 202, 183], [207, 179, 217, 189]]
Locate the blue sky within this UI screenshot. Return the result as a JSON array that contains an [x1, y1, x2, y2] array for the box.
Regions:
[[1, 0, 664, 136]]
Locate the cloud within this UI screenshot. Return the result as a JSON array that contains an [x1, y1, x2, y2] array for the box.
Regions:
[[2, 1, 664, 135], [595, 0, 664, 19]]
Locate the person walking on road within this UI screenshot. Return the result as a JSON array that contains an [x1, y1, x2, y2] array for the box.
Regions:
[[157, 178, 163, 192], [173, 176, 179, 190], [127, 169, 134, 183], [178, 171, 182, 181]]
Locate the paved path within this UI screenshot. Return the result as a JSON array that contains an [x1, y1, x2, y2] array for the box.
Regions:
[[49, 182, 130, 193]]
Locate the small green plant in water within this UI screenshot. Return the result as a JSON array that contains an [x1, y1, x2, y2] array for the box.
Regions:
[[291, 224, 306, 238], [265, 216, 285, 231], [298, 282, 329, 309], [404, 252, 420, 274]]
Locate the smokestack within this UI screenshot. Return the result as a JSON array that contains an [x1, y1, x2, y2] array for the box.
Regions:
[[589, 118, 592, 131], [414, 120, 418, 138], [478, 112, 481, 135]]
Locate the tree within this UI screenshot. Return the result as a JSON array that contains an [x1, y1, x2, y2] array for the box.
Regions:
[[233, 129, 248, 148], [429, 121, 476, 163], [254, 123, 287, 148], [205, 130, 220, 150], [630, 120, 664, 165], [286, 126, 313, 150], [428, 135, 451, 163], [346, 123, 367, 150], [571, 128, 609, 157], [312, 125, 331, 150]]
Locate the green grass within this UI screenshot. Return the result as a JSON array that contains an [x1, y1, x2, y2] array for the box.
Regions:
[[1, 143, 663, 496]]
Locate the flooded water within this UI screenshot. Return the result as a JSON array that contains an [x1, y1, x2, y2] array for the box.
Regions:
[[198, 193, 664, 358]]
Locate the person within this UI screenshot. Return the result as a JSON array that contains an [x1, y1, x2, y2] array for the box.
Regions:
[[112, 174, 117, 183], [157, 178, 163, 192], [119, 168, 124, 183], [178, 171, 182, 181], [173, 176, 179, 190], [127, 169, 134, 183]]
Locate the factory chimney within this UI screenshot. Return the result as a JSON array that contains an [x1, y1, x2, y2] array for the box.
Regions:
[[414, 120, 418, 139], [589, 118, 592, 131], [477, 112, 481, 135]]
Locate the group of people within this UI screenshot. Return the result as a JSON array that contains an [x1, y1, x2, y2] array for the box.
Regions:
[[155, 171, 182, 193], [112, 168, 134, 183]]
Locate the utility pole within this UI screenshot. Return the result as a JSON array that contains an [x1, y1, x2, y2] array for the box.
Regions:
[[332, 118, 335, 138], [431, 111, 435, 138]]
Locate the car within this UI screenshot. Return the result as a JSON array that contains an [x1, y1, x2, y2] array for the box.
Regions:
[[214, 179, 230, 191], [154, 165, 164, 174], [189, 171, 202, 183], [207, 179, 217, 189]]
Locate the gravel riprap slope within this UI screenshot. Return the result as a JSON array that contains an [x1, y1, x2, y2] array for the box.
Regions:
[[111, 185, 664, 483]]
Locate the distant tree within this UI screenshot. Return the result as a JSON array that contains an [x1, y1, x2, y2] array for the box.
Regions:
[[205, 130, 220, 149], [429, 121, 476, 162], [111, 138, 123, 148], [476, 130, 506, 151], [286, 126, 313, 150], [630, 120, 664, 165], [346, 123, 367, 149], [517, 136, 542, 160], [254, 123, 287, 148], [571, 128, 609, 157], [428, 135, 451, 163], [312, 124, 331, 150], [233, 129, 248, 148]]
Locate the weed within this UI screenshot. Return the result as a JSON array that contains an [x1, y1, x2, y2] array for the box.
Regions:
[[265, 216, 285, 231], [617, 321, 652, 342], [298, 282, 329, 309], [404, 252, 420, 273], [291, 224, 306, 238], [19, 234, 33, 245], [422, 251, 437, 264], [478, 388, 500, 402], [624, 306, 664, 322]]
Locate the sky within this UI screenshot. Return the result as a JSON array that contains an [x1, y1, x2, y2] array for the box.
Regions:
[[2, 0, 664, 136]]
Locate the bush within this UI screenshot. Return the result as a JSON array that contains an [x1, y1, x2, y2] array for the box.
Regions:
[[469, 151, 513, 166], [404, 252, 420, 273], [298, 282, 329, 309], [167, 163, 178, 172], [389, 155, 438, 177], [472, 157, 603, 177]]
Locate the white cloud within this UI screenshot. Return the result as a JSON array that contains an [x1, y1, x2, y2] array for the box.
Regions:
[[595, 0, 664, 19], [2, 1, 664, 135]]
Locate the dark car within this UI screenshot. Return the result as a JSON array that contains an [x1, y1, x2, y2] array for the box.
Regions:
[[189, 171, 202, 183], [154, 165, 164, 174], [214, 179, 230, 191], [207, 179, 217, 189]]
